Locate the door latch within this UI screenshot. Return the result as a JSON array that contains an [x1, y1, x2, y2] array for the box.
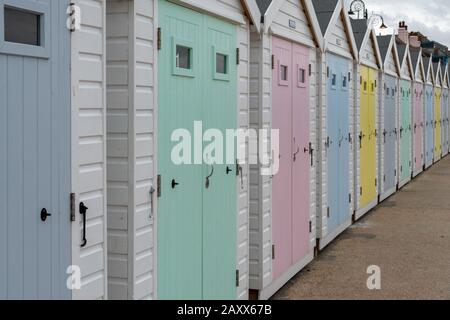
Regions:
[[40, 208, 52, 222], [149, 185, 156, 219], [79, 202, 88, 248]]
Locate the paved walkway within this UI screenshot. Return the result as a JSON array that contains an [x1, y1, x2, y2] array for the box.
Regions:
[[273, 156, 450, 300]]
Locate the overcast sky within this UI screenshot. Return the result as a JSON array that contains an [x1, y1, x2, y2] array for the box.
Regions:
[[344, 0, 450, 46]]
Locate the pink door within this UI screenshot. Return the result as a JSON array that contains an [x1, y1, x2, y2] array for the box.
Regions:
[[272, 36, 310, 280], [414, 83, 424, 171], [292, 44, 310, 263]]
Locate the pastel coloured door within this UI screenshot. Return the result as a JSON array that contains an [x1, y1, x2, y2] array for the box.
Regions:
[[382, 76, 397, 193], [272, 37, 311, 279], [413, 83, 424, 171], [202, 15, 238, 299], [326, 54, 340, 232], [291, 43, 310, 263], [0, 0, 71, 299], [441, 90, 449, 154], [399, 80, 412, 182], [338, 58, 350, 226], [434, 88, 442, 159], [359, 66, 377, 208], [157, 0, 237, 299], [425, 85, 434, 167], [326, 54, 350, 232]]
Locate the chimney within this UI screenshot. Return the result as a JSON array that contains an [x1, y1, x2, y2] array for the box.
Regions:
[[409, 35, 420, 48], [398, 21, 409, 43]]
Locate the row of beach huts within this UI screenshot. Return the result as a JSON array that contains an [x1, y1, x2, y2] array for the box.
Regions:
[[1, 0, 449, 300]]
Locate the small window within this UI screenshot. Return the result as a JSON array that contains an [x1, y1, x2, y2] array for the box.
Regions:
[[342, 76, 347, 88], [387, 87, 390, 96], [371, 83, 374, 92], [332, 74, 337, 86], [176, 45, 191, 69], [280, 65, 288, 81], [4, 7, 41, 46], [216, 53, 228, 74], [364, 81, 367, 91], [392, 88, 395, 97], [299, 68, 306, 84]]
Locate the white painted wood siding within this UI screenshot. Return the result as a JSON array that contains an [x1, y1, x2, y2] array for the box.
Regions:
[[71, 0, 108, 300], [360, 34, 378, 69], [270, 0, 315, 47], [327, 13, 352, 60], [249, 30, 273, 291], [385, 46, 398, 77]]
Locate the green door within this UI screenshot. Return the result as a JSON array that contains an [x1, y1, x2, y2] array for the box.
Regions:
[[157, 0, 237, 300], [400, 80, 412, 182]]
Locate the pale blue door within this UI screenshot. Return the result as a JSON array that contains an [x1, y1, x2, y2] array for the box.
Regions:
[[338, 58, 350, 225], [326, 54, 340, 232], [0, 0, 71, 299]]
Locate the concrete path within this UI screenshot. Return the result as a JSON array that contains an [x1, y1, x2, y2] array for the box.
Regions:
[[273, 156, 450, 300]]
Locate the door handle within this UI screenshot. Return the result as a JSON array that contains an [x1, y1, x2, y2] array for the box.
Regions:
[[226, 166, 232, 175], [149, 186, 155, 219], [79, 202, 88, 248], [205, 165, 214, 189], [171, 179, 179, 189], [40, 208, 52, 222], [309, 143, 314, 166], [293, 146, 300, 162], [383, 129, 387, 143]]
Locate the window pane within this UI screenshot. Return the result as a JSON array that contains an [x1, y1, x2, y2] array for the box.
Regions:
[[299, 68, 306, 84], [176, 45, 191, 69], [332, 74, 337, 86], [216, 53, 227, 74], [4, 7, 40, 46], [280, 65, 288, 81]]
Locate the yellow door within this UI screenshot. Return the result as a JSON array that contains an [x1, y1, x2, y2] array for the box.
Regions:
[[359, 66, 377, 208], [435, 88, 442, 158]]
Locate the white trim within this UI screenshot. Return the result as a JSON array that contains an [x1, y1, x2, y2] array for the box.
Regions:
[[358, 20, 382, 69], [240, 0, 261, 33], [258, 251, 314, 300], [354, 198, 378, 221], [379, 186, 396, 203], [318, 217, 352, 250]]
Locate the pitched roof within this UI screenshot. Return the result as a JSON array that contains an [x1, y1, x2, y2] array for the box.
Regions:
[[423, 55, 431, 75], [311, 0, 339, 35], [410, 47, 421, 69], [350, 19, 368, 50], [396, 37, 407, 63], [376, 35, 392, 62], [256, 0, 272, 15]]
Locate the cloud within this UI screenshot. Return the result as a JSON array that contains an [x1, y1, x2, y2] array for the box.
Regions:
[[344, 0, 450, 46]]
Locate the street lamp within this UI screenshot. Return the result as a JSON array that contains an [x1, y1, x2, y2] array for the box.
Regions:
[[348, 0, 368, 19], [370, 13, 388, 29]]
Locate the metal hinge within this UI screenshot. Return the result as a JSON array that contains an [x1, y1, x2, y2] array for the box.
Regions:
[[157, 174, 162, 198], [68, 3, 79, 32], [349, 193, 352, 203], [384, 175, 386, 182], [360, 187, 363, 196], [236, 48, 240, 65], [360, 76, 362, 84], [327, 66, 329, 78], [272, 244, 275, 260], [271, 54, 275, 69], [348, 72, 351, 81], [375, 178, 377, 187], [327, 207, 330, 218], [236, 270, 240, 287], [309, 221, 312, 233], [157, 28, 162, 50], [70, 193, 76, 222], [309, 64, 312, 76]]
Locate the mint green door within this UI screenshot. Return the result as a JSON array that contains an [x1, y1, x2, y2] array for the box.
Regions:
[[400, 80, 412, 182], [157, 0, 237, 300]]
